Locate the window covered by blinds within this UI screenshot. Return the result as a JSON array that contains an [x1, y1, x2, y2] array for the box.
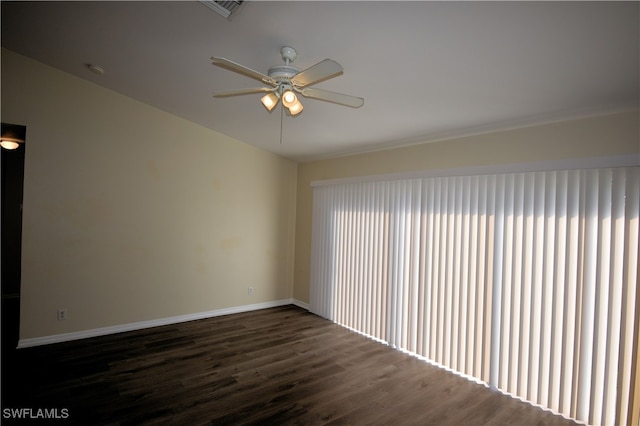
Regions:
[[310, 166, 639, 426]]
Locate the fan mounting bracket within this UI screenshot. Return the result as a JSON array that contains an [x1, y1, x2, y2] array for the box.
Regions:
[[280, 46, 297, 65]]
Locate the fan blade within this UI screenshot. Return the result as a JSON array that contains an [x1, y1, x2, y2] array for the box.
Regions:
[[213, 87, 275, 97], [291, 59, 343, 88], [300, 88, 364, 108], [211, 57, 276, 86]]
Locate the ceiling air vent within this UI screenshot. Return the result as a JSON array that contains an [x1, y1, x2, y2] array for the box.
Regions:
[[199, 1, 244, 20]]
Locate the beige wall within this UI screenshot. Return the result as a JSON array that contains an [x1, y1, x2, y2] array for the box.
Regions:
[[1, 49, 298, 340], [293, 110, 640, 303]]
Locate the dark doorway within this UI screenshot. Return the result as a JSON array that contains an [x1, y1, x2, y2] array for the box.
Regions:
[[1, 123, 26, 360]]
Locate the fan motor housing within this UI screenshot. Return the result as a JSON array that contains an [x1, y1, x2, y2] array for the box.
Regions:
[[268, 65, 300, 83]]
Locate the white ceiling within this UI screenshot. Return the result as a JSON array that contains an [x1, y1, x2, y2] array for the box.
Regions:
[[2, 1, 638, 162]]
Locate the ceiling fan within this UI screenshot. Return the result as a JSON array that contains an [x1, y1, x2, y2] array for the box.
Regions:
[[210, 46, 364, 116]]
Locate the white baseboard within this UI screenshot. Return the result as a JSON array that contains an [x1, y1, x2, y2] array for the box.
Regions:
[[17, 299, 298, 349], [292, 299, 310, 311]]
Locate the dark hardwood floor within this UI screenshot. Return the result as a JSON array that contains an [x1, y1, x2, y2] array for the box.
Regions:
[[1, 305, 579, 425]]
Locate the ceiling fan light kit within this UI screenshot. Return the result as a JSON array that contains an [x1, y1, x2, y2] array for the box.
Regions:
[[282, 90, 296, 107], [211, 46, 364, 117], [260, 92, 279, 111], [287, 98, 303, 116]]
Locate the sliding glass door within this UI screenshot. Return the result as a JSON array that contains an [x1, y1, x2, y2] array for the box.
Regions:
[[310, 166, 639, 426]]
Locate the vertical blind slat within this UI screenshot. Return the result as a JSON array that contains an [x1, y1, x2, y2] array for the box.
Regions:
[[602, 168, 625, 426], [467, 177, 480, 377], [550, 171, 568, 413]]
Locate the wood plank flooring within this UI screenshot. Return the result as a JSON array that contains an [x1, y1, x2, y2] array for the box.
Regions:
[[1, 305, 579, 425]]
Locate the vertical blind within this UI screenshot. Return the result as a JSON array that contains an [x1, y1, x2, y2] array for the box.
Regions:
[[310, 166, 639, 426]]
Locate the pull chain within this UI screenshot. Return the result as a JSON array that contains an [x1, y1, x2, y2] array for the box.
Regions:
[[279, 87, 284, 144]]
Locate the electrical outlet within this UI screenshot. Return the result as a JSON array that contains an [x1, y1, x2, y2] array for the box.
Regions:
[[248, 287, 254, 295], [57, 309, 67, 321]]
